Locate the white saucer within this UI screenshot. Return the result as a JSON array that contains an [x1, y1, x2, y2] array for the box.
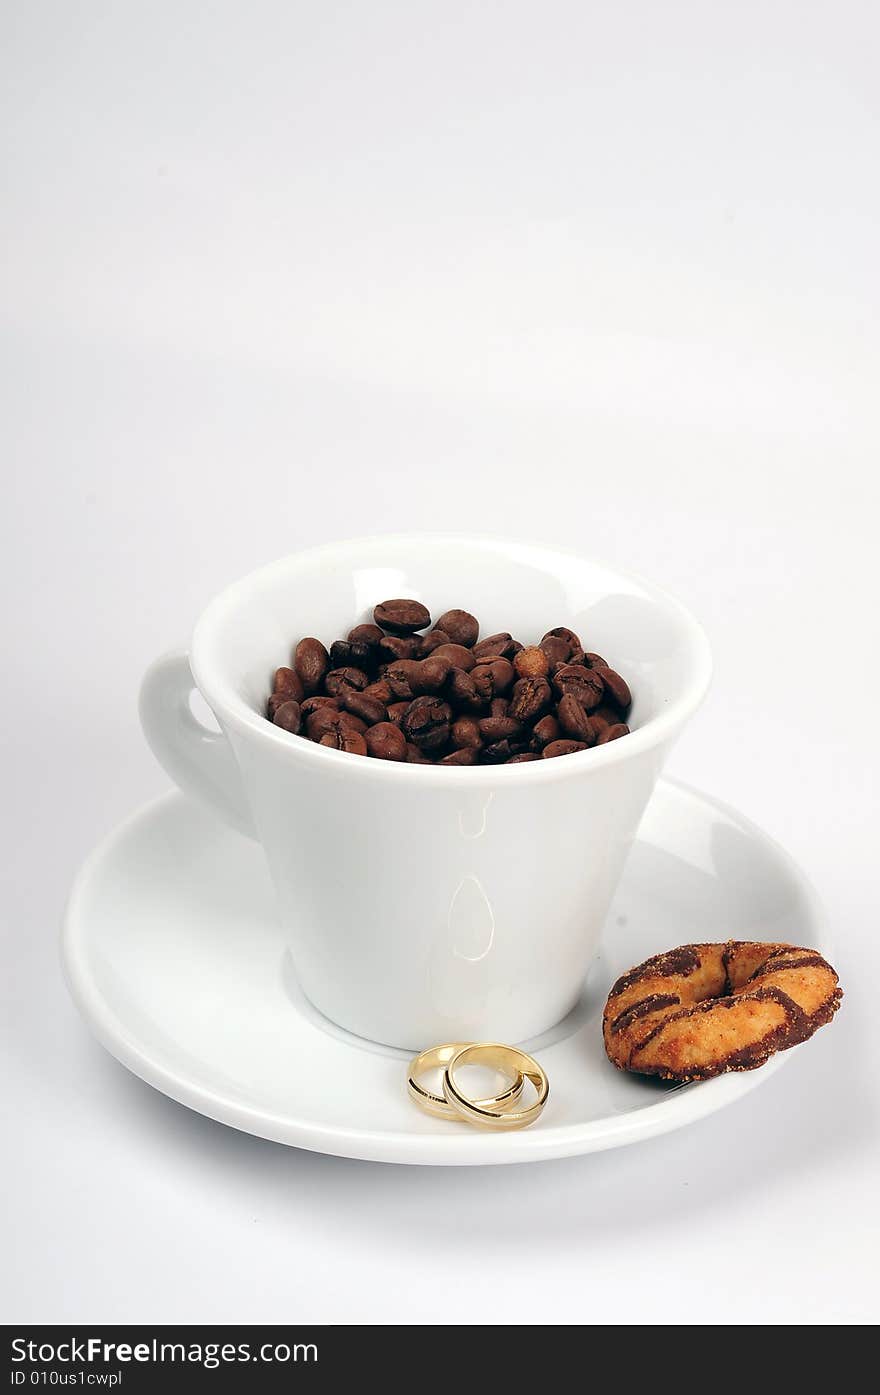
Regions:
[[62, 780, 830, 1166]]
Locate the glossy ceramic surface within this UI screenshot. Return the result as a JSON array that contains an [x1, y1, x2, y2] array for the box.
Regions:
[[62, 780, 830, 1165], [139, 537, 712, 1047]]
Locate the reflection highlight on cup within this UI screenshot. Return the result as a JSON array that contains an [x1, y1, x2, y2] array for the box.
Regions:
[[428, 873, 496, 1026], [458, 792, 493, 840], [448, 874, 496, 963]]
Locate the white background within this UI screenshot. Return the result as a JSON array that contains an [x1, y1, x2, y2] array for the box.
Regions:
[[3, 0, 878, 1325]]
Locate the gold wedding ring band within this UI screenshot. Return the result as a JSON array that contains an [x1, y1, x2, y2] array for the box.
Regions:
[[407, 1041, 549, 1130], [443, 1043, 549, 1130], [407, 1042, 525, 1121]]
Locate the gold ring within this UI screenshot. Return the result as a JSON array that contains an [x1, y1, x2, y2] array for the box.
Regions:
[[443, 1043, 549, 1130], [407, 1042, 525, 1121]]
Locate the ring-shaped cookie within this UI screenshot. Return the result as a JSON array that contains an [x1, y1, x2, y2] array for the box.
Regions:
[[603, 941, 842, 1082]]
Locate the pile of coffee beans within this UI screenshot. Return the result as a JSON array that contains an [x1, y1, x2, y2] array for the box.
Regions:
[[266, 600, 632, 765]]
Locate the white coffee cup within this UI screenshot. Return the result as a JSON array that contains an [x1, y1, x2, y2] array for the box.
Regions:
[[140, 536, 711, 1049]]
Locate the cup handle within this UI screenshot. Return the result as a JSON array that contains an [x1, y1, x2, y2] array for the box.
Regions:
[[139, 651, 257, 839]]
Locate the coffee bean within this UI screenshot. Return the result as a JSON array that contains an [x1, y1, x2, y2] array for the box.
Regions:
[[431, 643, 475, 671], [300, 694, 339, 717], [597, 722, 630, 744], [308, 708, 358, 740], [386, 701, 410, 727], [374, 598, 431, 634], [472, 632, 515, 661], [472, 658, 514, 702], [405, 741, 433, 763], [294, 638, 329, 695], [451, 716, 483, 749], [479, 739, 514, 764], [362, 679, 393, 704], [272, 699, 301, 733], [412, 656, 452, 693], [591, 702, 619, 728], [306, 706, 341, 741], [507, 752, 539, 763], [543, 739, 589, 758], [492, 658, 515, 693], [531, 714, 560, 749], [336, 711, 367, 735], [341, 690, 387, 726], [357, 643, 379, 669], [349, 637, 376, 668], [439, 747, 480, 766], [364, 722, 407, 760], [557, 693, 596, 744], [543, 626, 582, 653], [597, 667, 631, 715], [552, 664, 604, 711], [479, 716, 523, 741], [329, 640, 353, 669], [470, 666, 493, 703], [539, 635, 570, 667], [377, 634, 419, 663], [490, 698, 509, 718], [508, 676, 551, 722], [324, 666, 369, 697], [320, 729, 367, 755], [268, 691, 296, 719], [413, 629, 451, 657], [384, 660, 422, 699], [513, 646, 549, 680], [436, 609, 479, 647], [402, 696, 452, 752], [349, 623, 385, 647], [273, 667, 304, 702], [583, 652, 608, 669], [446, 668, 482, 710]]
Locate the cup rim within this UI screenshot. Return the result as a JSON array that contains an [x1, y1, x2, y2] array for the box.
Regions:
[[190, 533, 713, 786]]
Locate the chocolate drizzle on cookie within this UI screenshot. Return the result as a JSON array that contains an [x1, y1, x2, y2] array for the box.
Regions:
[[609, 993, 681, 1035], [608, 946, 702, 999], [747, 952, 824, 980]]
